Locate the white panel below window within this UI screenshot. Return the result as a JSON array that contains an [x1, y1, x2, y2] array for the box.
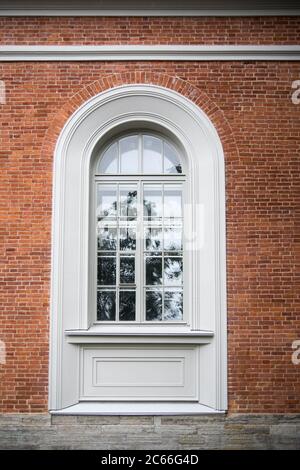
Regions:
[[81, 346, 197, 400]]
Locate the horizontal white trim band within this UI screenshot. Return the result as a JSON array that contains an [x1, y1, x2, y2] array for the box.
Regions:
[[1, 9, 300, 16], [51, 402, 224, 415], [1, 45, 300, 61]]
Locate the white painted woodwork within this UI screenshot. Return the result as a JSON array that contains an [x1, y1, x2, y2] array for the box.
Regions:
[[1, 45, 300, 61], [81, 346, 197, 400]]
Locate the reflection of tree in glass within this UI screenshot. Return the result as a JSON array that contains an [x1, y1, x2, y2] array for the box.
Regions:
[[121, 190, 137, 219], [146, 290, 162, 321], [120, 258, 135, 284], [97, 291, 116, 321], [146, 228, 162, 251], [97, 257, 116, 285], [164, 291, 183, 320], [164, 228, 181, 251], [146, 257, 162, 285], [120, 228, 136, 251], [119, 291, 135, 321], [101, 199, 117, 219], [143, 199, 159, 219], [164, 258, 183, 285], [98, 227, 117, 250], [166, 164, 182, 174]]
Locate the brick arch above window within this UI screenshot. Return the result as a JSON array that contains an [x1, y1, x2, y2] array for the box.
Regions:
[[41, 71, 238, 166]]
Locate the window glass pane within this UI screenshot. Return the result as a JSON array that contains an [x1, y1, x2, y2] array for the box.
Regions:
[[119, 225, 136, 251], [143, 135, 163, 173], [97, 256, 116, 285], [97, 185, 117, 220], [146, 256, 162, 285], [97, 225, 117, 251], [164, 141, 182, 174], [164, 227, 182, 251], [143, 184, 162, 219], [120, 185, 137, 219], [97, 290, 116, 321], [97, 142, 118, 174], [164, 289, 183, 320], [164, 257, 183, 286], [164, 185, 182, 219], [145, 226, 163, 252], [120, 256, 135, 284], [120, 135, 139, 173], [146, 289, 162, 321], [119, 290, 136, 321]]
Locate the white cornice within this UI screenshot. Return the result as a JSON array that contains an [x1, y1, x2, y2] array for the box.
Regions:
[[1, 45, 300, 61]]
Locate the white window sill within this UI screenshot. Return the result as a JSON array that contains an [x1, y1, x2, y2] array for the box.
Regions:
[[65, 326, 214, 344], [50, 402, 224, 416]]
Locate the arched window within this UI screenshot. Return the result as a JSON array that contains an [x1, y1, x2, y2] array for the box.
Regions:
[[50, 85, 227, 413], [94, 132, 185, 323]]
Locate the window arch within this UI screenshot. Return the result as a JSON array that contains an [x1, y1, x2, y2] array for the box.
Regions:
[[94, 132, 185, 324]]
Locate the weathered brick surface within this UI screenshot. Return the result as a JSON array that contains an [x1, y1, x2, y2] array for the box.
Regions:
[[0, 16, 300, 45], [0, 413, 299, 449], [0, 16, 299, 415]]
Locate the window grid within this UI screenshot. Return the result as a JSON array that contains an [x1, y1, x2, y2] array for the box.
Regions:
[[96, 183, 138, 322], [143, 182, 183, 321], [95, 132, 185, 324]]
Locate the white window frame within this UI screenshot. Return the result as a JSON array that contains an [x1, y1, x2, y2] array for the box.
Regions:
[[93, 131, 186, 326], [49, 84, 227, 413]]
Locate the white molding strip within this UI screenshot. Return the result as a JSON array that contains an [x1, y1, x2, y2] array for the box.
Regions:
[[1, 9, 300, 16], [1, 45, 300, 61]]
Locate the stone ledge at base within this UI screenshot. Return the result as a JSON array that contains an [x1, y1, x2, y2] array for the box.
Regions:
[[0, 413, 299, 449]]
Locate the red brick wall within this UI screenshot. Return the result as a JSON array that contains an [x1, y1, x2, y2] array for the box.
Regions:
[[0, 17, 299, 413], [0, 16, 300, 45]]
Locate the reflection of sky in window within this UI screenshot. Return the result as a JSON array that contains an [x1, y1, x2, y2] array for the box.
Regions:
[[97, 134, 182, 175], [120, 136, 139, 173], [164, 185, 182, 218], [143, 135, 163, 173], [97, 185, 117, 218], [143, 185, 162, 218]]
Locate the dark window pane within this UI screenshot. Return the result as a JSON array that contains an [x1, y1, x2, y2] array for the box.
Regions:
[[97, 257, 116, 285], [146, 290, 162, 321], [164, 257, 183, 286], [146, 256, 162, 285], [97, 290, 116, 321], [97, 226, 117, 251], [119, 291, 136, 321], [120, 226, 136, 251], [120, 256, 135, 284], [164, 289, 183, 320]]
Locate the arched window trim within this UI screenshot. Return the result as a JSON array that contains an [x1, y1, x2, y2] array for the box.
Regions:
[[50, 84, 227, 413]]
